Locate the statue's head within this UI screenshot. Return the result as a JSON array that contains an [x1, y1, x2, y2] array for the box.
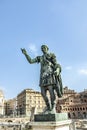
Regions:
[[41, 45, 49, 53]]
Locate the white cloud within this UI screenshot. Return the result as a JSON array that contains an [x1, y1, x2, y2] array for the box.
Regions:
[[28, 44, 38, 56], [78, 69, 87, 75], [65, 66, 72, 70]]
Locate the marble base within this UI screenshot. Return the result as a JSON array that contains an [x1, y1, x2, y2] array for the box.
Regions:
[[29, 120, 73, 130]]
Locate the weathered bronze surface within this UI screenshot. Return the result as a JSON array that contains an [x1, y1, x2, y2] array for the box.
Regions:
[[21, 45, 63, 114]]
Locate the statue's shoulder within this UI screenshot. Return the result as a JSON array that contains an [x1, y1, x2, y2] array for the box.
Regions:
[[46, 53, 56, 59], [36, 56, 42, 62], [50, 53, 56, 59]]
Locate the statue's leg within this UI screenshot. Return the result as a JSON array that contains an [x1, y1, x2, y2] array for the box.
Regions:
[[41, 86, 50, 110], [48, 86, 56, 110]]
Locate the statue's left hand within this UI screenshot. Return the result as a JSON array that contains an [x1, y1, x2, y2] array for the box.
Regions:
[[54, 68, 60, 76]]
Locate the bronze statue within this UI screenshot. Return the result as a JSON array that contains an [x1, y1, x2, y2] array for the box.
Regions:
[[21, 45, 63, 114]]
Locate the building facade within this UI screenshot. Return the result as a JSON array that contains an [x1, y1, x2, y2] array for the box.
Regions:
[[56, 87, 87, 119], [0, 90, 4, 115], [4, 98, 17, 116], [3, 86, 87, 119], [17, 89, 46, 117]]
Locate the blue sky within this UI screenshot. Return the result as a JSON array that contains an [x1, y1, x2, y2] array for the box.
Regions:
[[0, 0, 87, 99]]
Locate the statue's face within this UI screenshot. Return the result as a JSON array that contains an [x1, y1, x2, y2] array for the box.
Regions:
[[41, 45, 48, 54]]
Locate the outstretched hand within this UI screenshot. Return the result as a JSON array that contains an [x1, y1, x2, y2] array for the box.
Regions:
[[21, 48, 27, 55]]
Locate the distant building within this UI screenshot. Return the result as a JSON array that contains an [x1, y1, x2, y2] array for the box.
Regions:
[[62, 86, 77, 98], [17, 89, 46, 117], [4, 86, 87, 119], [4, 98, 17, 116], [56, 87, 87, 119], [0, 90, 4, 115]]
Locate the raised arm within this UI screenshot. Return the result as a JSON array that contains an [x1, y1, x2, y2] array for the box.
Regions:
[[21, 48, 38, 64]]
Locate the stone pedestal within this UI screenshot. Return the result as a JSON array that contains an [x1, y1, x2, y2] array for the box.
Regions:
[[34, 113, 68, 122], [28, 113, 75, 130], [29, 120, 72, 130]]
